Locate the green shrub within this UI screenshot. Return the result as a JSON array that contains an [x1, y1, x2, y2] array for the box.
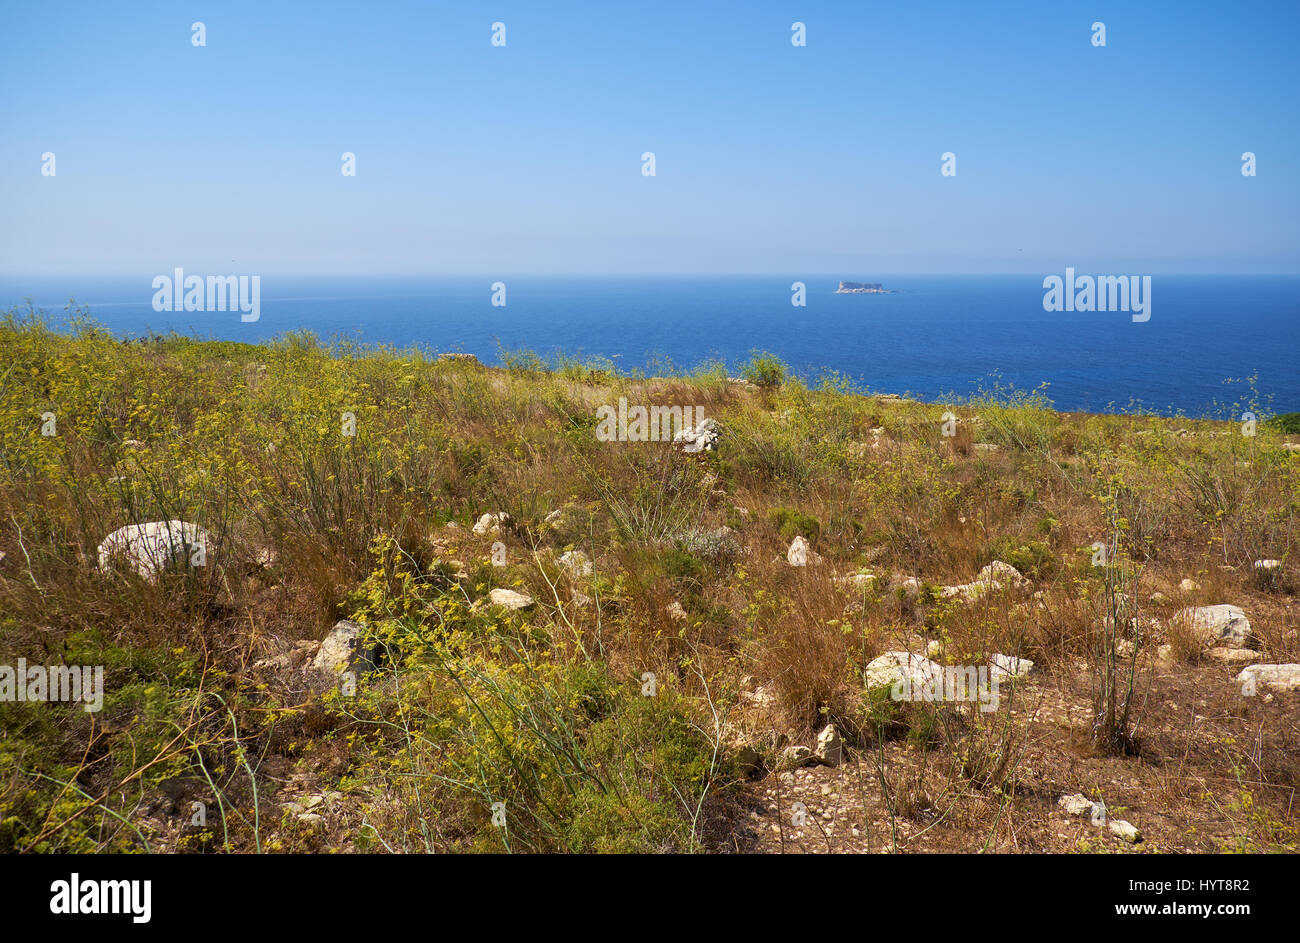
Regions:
[[857, 684, 941, 746], [743, 351, 787, 391], [662, 547, 704, 583], [769, 507, 820, 543], [675, 526, 741, 566], [979, 535, 1055, 580], [1264, 412, 1300, 434]]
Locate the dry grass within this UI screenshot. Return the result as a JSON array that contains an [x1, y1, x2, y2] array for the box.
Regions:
[[0, 311, 1297, 853]]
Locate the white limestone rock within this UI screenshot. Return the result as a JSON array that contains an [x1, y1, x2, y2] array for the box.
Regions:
[[97, 520, 210, 581], [977, 560, 1028, 588], [1173, 604, 1252, 648], [311, 619, 376, 679], [1236, 663, 1300, 694], [1058, 793, 1093, 817], [673, 418, 719, 454], [558, 549, 593, 576], [488, 588, 535, 610], [472, 512, 510, 535], [814, 724, 843, 766], [990, 653, 1034, 681], [787, 535, 822, 567], [864, 651, 944, 691], [833, 571, 877, 590], [1108, 819, 1141, 843]]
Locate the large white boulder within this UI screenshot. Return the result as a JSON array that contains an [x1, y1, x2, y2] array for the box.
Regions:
[[312, 620, 376, 677], [864, 651, 944, 691], [1236, 663, 1300, 693], [97, 520, 210, 581], [1173, 604, 1252, 648]]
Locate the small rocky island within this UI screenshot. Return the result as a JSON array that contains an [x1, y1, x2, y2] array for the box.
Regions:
[[835, 280, 897, 294]]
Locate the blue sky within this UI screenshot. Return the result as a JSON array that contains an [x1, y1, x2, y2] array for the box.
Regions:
[[1, 0, 1297, 275]]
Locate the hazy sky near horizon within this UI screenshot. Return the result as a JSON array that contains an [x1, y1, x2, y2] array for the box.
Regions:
[[1, 0, 1297, 276]]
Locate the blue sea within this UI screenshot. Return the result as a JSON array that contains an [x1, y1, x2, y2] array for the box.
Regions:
[[2, 275, 1296, 419]]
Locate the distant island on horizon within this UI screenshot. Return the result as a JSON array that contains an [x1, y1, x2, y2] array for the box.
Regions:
[[834, 281, 898, 294]]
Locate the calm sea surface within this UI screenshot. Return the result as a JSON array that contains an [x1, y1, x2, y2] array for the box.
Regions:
[[3, 274, 1296, 418]]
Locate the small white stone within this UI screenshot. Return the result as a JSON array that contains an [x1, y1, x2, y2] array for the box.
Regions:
[[673, 418, 719, 454], [1204, 648, 1258, 665], [834, 571, 876, 589], [558, 549, 593, 576], [815, 724, 843, 766], [787, 535, 821, 567], [488, 588, 534, 610], [1058, 793, 1092, 817], [472, 512, 510, 536], [1108, 819, 1141, 843]]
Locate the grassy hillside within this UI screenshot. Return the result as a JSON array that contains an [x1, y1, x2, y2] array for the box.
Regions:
[[1, 310, 1297, 853]]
